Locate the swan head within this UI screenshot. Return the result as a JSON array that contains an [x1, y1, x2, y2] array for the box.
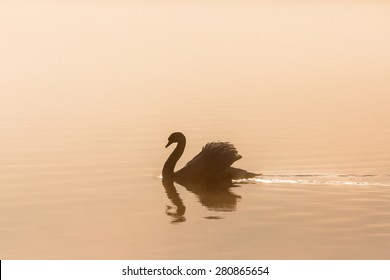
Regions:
[[165, 132, 186, 148]]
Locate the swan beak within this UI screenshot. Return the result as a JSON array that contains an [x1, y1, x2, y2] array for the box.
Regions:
[[165, 140, 173, 148]]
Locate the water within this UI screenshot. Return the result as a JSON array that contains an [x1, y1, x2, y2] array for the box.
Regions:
[[1, 1, 390, 259]]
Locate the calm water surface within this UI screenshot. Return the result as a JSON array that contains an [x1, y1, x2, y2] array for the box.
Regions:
[[1, 2, 390, 259]]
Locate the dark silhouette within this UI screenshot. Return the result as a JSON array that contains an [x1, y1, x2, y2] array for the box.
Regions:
[[162, 132, 259, 186], [162, 177, 186, 223], [162, 177, 241, 223], [161, 132, 258, 223]]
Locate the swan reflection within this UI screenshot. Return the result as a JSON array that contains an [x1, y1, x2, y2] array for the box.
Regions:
[[162, 177, 186, 223], [162, 177, 241, 223]]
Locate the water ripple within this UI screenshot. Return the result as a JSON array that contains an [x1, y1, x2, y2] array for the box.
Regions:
[[235, 174, 390, 187]]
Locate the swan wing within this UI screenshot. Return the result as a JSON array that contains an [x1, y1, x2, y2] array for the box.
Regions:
[[177, 142, 242, 179]]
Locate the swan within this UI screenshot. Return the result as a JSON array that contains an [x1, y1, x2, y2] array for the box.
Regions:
[[162, 132, 259, 185]]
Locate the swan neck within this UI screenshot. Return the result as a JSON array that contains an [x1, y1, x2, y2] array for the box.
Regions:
[[163, 140, 186, 179]]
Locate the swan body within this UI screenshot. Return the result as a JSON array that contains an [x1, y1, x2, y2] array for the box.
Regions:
[[162, 132, 259, 185]]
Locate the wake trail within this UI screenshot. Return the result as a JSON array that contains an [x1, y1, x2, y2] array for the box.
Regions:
[[235, 174, 390, 187]]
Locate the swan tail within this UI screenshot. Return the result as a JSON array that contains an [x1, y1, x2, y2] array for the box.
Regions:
[[227, 167, 261, 180], [246, 172, 262, 178]]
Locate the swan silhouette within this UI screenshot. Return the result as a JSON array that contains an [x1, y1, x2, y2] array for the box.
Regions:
[[162, 132, 259, 186]]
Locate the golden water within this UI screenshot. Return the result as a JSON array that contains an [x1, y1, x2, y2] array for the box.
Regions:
[[1, 1, 390, 259]]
